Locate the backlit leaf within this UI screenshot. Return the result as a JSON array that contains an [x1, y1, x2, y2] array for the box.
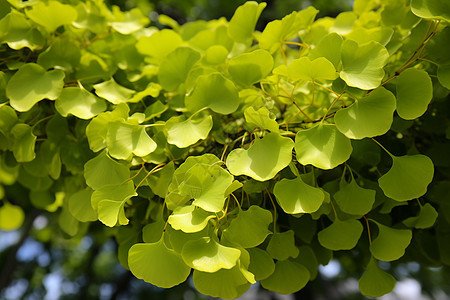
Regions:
[[228, 49, 274, 86], [168, 205, 215, 233], [228, 1, 266, 43], [318, 219, 363, 250], [244, 106, 279, 133], [359, 257, 396, 297], [267, 231, 299, 261], [94, 78, 135, 104], [286, 57, 338, 82], [84, 151, 130, 190], [11, 123, 36, 162], [334, 179, 376, 216], [411, 0, 450, 21], [68, 188, 97, 222], [0, 202, 24, 231], [247, 248, 275, 281], [295, 123, 352, 170], [165, 114, 213, 148], [25, 1, 77, 32], [403, 203, 438, 229], [226, 132, 294, 181], [56, 87, 106, 120], [370, 221, 412, 262], [261, 260, 310, 295]]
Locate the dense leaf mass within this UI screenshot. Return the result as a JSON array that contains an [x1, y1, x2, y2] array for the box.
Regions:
[[0, 0, 449, 298]]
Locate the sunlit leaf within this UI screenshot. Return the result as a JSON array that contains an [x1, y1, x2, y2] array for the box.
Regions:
[[359, 257, 396, 297], [228, 49, 274, 86], [403, 203, 438, 229], [25, 1, 77, 32], [318, 219, 363, 250], [222, 206, 272, 248], [94, 78, 135, 104], [11, 123, 36, 162], [247, 248, 275, 281], [411, 0, 450, 21], [396, 68, 433, 120], [286, 57, 338, 82], [226, 132, 294, 181], [0, 202, 24, 231], [56, 87, 106, 120], [335, 87, 396, 139], [378, 154, 434, 201], [37, 37, 81, 71], [261, 260, 310, 295], [136, 29, 183, 60], [340, 40, 389, 90], [110, 8, 148, 34], [295, 123, 352, 170], [7, 63, 65, 112], [308, 32, 343, 69], [165, 115, 213, 148], [84, 151, 130, 190], [334, 179, 376, 216], [68, 188, 97, 222], [244, 106, 279, 133], [273, 177, 325, 214], [228, 1, 266, 42], [370, 221, 412, 262], [168, 205, 215, 233], [128, 237, 191, 288]]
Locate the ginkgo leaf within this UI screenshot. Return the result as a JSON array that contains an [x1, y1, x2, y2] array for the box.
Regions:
[[106, 121, 157, 160], [335, 87, 396, 139], [378, 154, 434, 201], [228, 1, 266, 42], [359, 257, 396, 297], [370, 221, 412, 262], [136, 29, 183, 60], [403, 203, 438, 229], [410, 0, 450, 21], [94, 78, 135, 104], [193, 266, 251, 299], [334, 179, 376, 216], [181, 236, 241, 272], [168, 205, 215, 233], [11, 123, 36, 162], [295, 123, 352, 170], [0, 202, 25, 231], [84, 151, 130, 190], [37, 37, 81, 71], [318, 219, 363, 250], [396, 68, 433, 120], [91, 181, 137, 227], [222, 206, 272, 248], [185, 73, 239, 114], [286, 57, 338, 82], [165, 115, 213, 148], [437, 64, 450, 89], [226, 132, 294, 181], [68, 188, 97, 222], [340, 40, 389, 90], [247, 248, 275, 281], [244, 106, 279, 132], [25, 1, 77, 32], [273, 177, 325, 214], [294, 246, 319, 280], [55, 87, 107, 120], [0, 10, 44, 50], [267, 231, 299, 261], [261, 260, 310, 295], [158, 47, 201, 91], [228, 49, 274, 86], [7, 63, 65, 112], [110, 8, 148, 34], [179, 163, 233, 212], [128, 237, 191, 288], [308, 32, 343, 69]]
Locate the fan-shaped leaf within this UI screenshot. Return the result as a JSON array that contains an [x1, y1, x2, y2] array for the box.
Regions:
[[228, 49, 273, 86], [25, 1, 77, 32], [84, 151, 130, 190], [228, 1, 266, 42], [318, 219, 363, 250], [334, 179, 376, 216], [94, 78, 135, 104], [247, 248, 275, 281], [403, 203, 438, 229], [168, 205, 215, 233], [359, 257, 396, 297], [261, 260, 310, 295], [56, 87, 106, 120], [244, 106, 279, 133], [286, 57, 338, 82], [267, 231, 299, 261], [411, 0, 450, 21], [0, 202, 24, 231], [165, 115, 213, 148], [370, 221, 412, 262], [11, 123, 36, 162]]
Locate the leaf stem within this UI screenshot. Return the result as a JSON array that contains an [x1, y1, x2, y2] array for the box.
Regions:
[[321, 90, 345, 122], [279, 85, 312, 121], [265, 187, 277, 233], [329, 199, 338, 219], [283, 41, 308, 48], [313, 81, 340, 97], [363, 216, 372, 245], [135, 163, 166, 190], [371, 138, 393, 158]]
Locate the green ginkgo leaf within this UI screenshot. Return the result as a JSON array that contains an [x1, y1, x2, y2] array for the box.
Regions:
[[294, 246, 319, 280], [25, 1, 77, 32], [228, 49, 274, 86], [335, 87, 396, 139], [158, 47, 201, 91], [68, 188, 97, 222], [411, 0, 450, 21], [318, 219, 363, 250], [295, 123, 352, 170], [110, 8, 148, 34], [165, 115, 213, 148], [259, 7, 318, 52], [106, 121, 157, 160], [308, 32, 343, 69], [84, 151, 130, 190], [193, 266, 251, 299], [0, 202, 25, 231], [228, 1, 266, 42], [55, 87, 107, 120], [244, 106, 279, 133], [0, 10, 44, 50], [396, 68, 433, 120], [273, 178, 325, 214], [185, 73, 239, 114], [334, 179, 376, 216], [37, 37, 81, 71], [167, 225, 211, 253], [359, 257, 396, 297], [168, 205, 215, 233], [267, 231, 299, 261], [378, 154, 434, 201], [11, 123, 36, 162], [222, 206, 272, 248], [369, 221, 412, 262], [261, 260, 310, 295], [403, 203, 438, 229], [437, 64, 450, 89], [181, 236, 241, 272], [286, 57, 338, 82], [128, 237, 191, 288], [247, 248, 275, 281], [91, 181, 137, 227], [340, 40, 389, 90], [179, 163, 233, 212], [226, 132, 294, 181], [136, 29, 183, 60], [94, 78, 135, 104], [7, 63, 65, 112]]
